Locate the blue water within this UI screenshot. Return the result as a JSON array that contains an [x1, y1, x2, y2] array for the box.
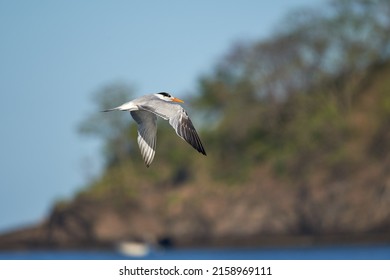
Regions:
[[1, 244, 390, 260]]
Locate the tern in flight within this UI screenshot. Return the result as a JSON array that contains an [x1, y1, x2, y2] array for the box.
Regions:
[[103, 92, 206, 167]]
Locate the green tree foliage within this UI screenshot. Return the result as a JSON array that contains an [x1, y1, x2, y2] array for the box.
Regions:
[[194, 0, 390, 181], [79, 0, 390, 199]]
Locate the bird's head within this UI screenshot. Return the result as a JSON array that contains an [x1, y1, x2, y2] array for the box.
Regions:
[[155, 92, 184, 103]]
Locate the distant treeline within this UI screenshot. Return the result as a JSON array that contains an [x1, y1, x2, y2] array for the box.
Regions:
[[78, 0, 390, 200]]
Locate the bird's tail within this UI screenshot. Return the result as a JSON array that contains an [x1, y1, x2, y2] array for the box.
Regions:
[[102, 101, 136, 112], [101, 107, 118, 112]]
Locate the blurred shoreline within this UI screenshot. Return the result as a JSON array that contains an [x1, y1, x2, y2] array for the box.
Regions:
[[1, 221, 390, 251]]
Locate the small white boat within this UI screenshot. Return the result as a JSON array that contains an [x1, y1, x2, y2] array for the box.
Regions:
[[116, 241, 150, 257]]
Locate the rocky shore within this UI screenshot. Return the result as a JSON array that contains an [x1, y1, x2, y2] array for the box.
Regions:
[[1, 166, 390, 250]]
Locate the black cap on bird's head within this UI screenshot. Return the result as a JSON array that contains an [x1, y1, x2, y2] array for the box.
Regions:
[[155, 92, 184, 103], [157, 92, 171, 98]]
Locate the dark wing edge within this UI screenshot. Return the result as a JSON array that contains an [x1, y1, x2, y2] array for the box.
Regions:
[[170, 110, 207, 156]]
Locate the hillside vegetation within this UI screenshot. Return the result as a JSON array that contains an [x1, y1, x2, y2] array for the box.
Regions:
[[79, 0, 390, 203]]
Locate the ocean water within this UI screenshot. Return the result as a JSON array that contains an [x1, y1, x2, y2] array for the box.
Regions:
[[1, 244, 390, 260]]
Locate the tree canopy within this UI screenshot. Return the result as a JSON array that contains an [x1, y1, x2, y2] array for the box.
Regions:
[[78, 0, 390, 199]]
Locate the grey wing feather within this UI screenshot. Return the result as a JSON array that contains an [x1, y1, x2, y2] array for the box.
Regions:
[[139, 103, 206, 155], [130, 110, 157, 167], [169, 109, 206, 155]]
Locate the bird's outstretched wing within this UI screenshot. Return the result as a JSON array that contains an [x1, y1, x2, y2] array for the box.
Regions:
[[130, 110, 157, 167], [138, 102, 206, 156]]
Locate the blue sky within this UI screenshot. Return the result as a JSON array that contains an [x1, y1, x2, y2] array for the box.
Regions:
[[0, 0, 325, 232]]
